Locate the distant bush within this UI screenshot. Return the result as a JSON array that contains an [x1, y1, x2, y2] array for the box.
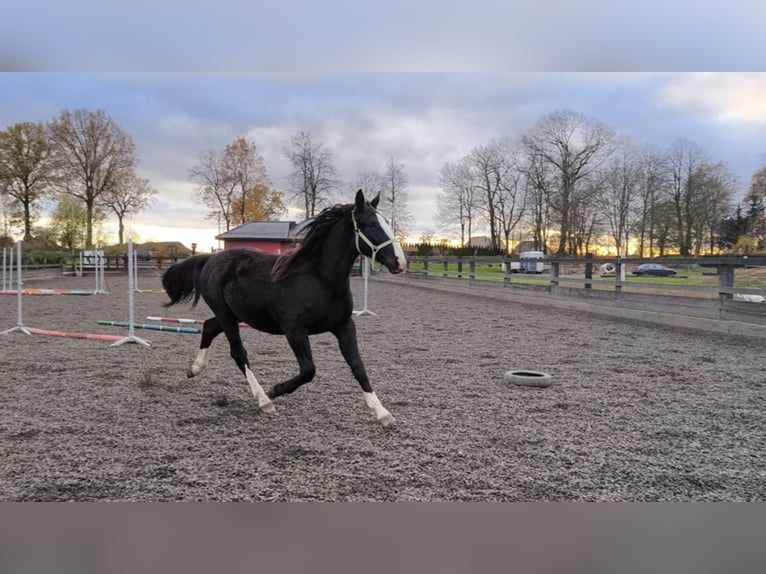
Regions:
[[402, 243, 507, 258]]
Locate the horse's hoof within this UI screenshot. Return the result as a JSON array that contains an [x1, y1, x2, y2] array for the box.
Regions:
[[378, 413, 395, 427], [186, 369, 196, 379], [260, 401, 276, 414]]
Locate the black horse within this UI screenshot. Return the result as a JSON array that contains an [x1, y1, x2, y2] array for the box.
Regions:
[[161, 190, 406, 426]]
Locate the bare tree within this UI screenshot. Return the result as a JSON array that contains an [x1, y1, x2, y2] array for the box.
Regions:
[[494, 142, 528, 253], [595, 139, 642, 255], [688, 161, 735, 254], [742, 164, 766, 250], [352, 169, 385, 200], [437, 157, 476, 247], [667, 139, 707, 256], [466, 142, 504, 250], [48, 109, 137, 247], [522, 110, 616, 255], [100, 173, 157, 245], [0, 121, 55, 240], [651, 199, 677, 257], [634, 146, 671, 257], [570, 182, 604, 256], [283, 130, 337, 218], [189, 149, 233, 232], [381, 157, 412, 238], [523, 150, 555, 253]]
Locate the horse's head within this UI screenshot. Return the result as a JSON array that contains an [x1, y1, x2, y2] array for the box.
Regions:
[[352, 189, 407, 274]]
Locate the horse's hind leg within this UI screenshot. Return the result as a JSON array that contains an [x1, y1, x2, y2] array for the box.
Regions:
[[332, 318, 394, 427], [188, 317, 222, 378], [219, 316, 274, 413], [266, 330, 316, 399]]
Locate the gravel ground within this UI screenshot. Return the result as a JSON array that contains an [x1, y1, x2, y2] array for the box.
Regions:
[[1, 268, 764, 501]]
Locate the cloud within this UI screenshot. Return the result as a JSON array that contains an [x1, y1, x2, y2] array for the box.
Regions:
[[655, 73, 766, 124]]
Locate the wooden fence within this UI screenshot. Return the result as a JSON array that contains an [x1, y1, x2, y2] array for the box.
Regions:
[[390, 255, 766, 329]]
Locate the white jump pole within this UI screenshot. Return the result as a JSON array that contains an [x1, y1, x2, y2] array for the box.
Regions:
[[94, 249, 108, 294], [353, 258, 377, 317], [1, 241, 31, 335], [111, 239, 150, 347], [8, 244, 14, 292], [132, 248, 139, 292], [2, 247, 6, 291]]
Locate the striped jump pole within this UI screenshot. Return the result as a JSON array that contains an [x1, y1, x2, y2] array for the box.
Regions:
[[28, 328, 124, 342], [111, 239, 150, 347], [0, 288, 95, 296], [146, 316, 204, 324], [147, 316, 249, 328], [0, 241, 31, 335], [99, 320, 200, 334]]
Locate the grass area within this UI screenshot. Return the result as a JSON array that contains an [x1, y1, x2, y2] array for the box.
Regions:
[[402, 261, 766, 298]]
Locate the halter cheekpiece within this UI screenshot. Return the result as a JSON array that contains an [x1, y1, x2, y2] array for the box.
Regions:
[[351, 208, 393, 265]]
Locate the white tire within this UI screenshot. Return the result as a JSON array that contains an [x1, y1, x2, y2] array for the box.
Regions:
[[504, 370, 552, 388]]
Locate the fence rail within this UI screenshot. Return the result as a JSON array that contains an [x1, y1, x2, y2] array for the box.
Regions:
[[395, 255, 766, 329]]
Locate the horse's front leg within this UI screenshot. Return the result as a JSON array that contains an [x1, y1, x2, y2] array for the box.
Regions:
[[332, 318, 394, 427]]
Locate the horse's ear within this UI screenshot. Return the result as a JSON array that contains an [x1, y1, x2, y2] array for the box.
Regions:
[[355, 189, 365, 209], [370, 193, 380, 208]]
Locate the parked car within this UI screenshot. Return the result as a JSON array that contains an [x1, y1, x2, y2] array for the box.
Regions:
[[121, 250, 152, 263], [631, 263, 677, 277]]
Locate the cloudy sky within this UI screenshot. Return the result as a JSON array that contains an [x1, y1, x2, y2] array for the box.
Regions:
[[1, 73, 765, 251]]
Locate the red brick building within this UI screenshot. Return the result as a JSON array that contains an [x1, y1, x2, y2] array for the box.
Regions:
[[216, 221, 299, 254]]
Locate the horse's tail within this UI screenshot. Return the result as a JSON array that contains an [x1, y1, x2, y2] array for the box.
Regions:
[[162, 254, 212, 308]]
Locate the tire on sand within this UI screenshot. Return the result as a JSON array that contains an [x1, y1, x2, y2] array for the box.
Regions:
[[504, 370, 552, 388]]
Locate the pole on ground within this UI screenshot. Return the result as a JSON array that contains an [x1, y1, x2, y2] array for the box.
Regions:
[[111, 239, 150, 347], [353, 258, 377, 316], [1, 241, 31, 335]]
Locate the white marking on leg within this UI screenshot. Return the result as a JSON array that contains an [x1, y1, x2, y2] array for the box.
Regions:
[[363, 391, 394, 427], [246, 366, 275, 413], [189, 348, 210, 376]]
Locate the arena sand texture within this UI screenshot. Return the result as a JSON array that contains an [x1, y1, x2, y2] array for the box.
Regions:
[[1, 268, 764, 501]]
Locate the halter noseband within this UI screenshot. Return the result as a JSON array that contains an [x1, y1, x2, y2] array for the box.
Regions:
[[351, 208, 394, 265]]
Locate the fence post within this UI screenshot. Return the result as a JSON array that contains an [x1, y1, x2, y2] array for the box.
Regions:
[[469, 259, 476, 281], [422, 257, 429, 275], [550, 261, 560, 291], [503, 257, 511, 287], [442, 258, 449, 278], [585, 253, 593, 289], [615, 259, 623, 293], [457, 257, 463, 279], [718, 264, 735, 302]]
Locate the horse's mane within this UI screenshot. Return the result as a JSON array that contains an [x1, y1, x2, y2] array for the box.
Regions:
[[271, 203, 353, 281]]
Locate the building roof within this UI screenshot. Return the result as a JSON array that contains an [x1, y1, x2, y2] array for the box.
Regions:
[[216, 221, 297, 241]]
